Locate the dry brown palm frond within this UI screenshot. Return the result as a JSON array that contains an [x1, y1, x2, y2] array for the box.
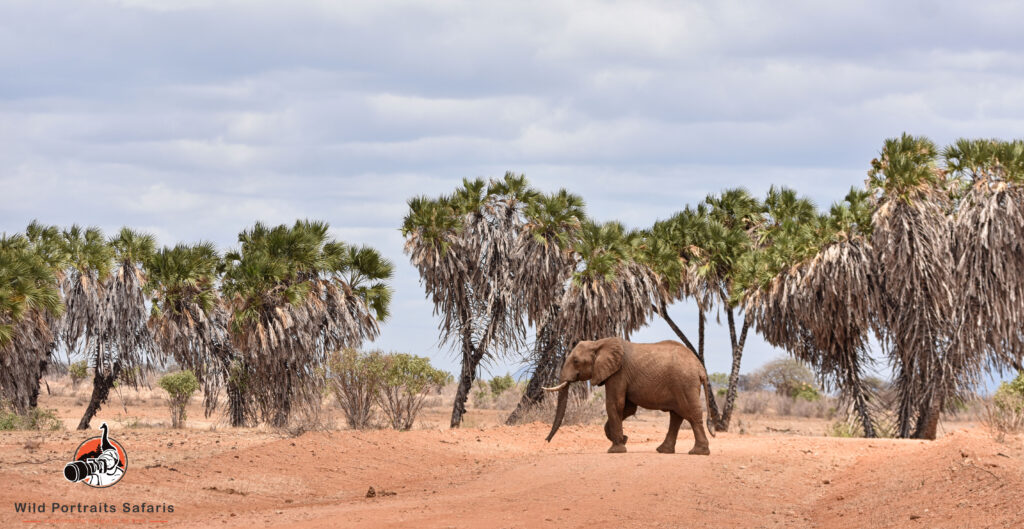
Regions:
[[0, 310, 57, 412], [556, 262, 660, 344], [871, 193, 956, 436], [229, 278, 381, 426], [149, 301, 234, 416], [952, 180, 1024, 377], [96, 259, 161, 386], [745, 238, 881, 436]]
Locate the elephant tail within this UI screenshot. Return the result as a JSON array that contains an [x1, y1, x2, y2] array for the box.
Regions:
[[701, 371, 716, 438]]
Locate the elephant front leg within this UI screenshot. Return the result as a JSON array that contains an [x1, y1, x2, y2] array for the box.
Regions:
[[604, 401, 636, 446], [604, 396, 628, 453]]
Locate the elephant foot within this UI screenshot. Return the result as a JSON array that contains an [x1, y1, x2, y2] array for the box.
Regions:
[[622, 434, 628, 444], [688, 445, 711, 456], [656, 443, 675, 454], [607, 444, 627, 454]]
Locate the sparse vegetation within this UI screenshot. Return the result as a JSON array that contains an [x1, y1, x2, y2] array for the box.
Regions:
[[69, 360, 88, 389], [158, 370, 200, 428], [983, 373, 1024, 441], [0, 402, 62, 431], [327, 348, 386, 429], [377, 353, 450, 430]]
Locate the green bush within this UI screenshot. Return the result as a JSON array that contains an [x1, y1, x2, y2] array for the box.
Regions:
[[994, 372, 1024, 412], [708, 372, 729, 389], [0, 404, 63, 431], [791, 382, 821, 402], [327, 348, 387, 429], [158, 371, 199, 428], [377, 354, 450, 430], [69, 360, 89, 389], [488, 373, 515, 396]]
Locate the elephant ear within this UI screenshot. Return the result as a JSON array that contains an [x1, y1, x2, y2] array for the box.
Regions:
[[591, 338, 625, 386]]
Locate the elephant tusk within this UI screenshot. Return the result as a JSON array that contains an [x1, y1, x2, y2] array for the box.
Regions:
[[542, 381, 569, 392]]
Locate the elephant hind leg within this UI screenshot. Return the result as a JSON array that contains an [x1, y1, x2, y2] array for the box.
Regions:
[[657, 412, 684, 454], [686, 413, 711, 455]]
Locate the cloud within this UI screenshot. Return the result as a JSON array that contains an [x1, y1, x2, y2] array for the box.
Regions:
[[2, 0, 1023, 377]]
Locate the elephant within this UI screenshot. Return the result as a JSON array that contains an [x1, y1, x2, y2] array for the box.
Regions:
[[543, 337, 714, 455]]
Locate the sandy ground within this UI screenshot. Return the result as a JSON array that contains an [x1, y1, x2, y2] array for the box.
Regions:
[[2, 385, 1022, 529]]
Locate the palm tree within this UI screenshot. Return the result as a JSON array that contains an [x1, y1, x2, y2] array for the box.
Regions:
[[222, 220, 389, 427], [402, 174, 534, 427], [742, 188, 881, 437], [639, 206, 720, 423], [147, 242, 250, 425], [0, 233, 63, 413], [553, 220, 660, 347], [945, 139, 1024, 382], [78, 228, 160, 430], [867, 134, 955, 439], [506, 189, 586, 424], [545, 219, 662, 431], [697, 188, 763, 431], [21, 222, 68, 409]]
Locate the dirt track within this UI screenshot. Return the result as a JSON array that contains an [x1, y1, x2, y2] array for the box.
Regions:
[[3, 413, 1023, 529]]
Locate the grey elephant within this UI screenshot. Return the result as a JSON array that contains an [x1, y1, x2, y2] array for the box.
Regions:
[[543, 337, 715, 455]]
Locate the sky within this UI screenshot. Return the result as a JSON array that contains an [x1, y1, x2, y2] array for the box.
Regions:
[[2, 0, 1023, 381]]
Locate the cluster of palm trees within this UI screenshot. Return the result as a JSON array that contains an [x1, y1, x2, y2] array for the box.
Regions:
[[405, 136, 1024, 437], [402, 174, 790, 430], [0, 220, 393, 429], [746, 135, 1024, 438]]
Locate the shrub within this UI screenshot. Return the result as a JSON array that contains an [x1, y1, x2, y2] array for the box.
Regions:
[[737, 391, 769, 414], [752, 357, 818, 397], [983, 372, 1024, 441], [0, 403, 63, 431], [519, 386, 605, 426], [327, 348, 387, 429], [376, 354, 450, 430], [472, 375, 524, 409], [708, 372, 729, 389], [994, 372, 1024, 412], [488, 373, 515, 396], [69, 360, 89, 389], [792, 382, 821, 402], [158, 371, 199, 428], [827, 420, 861, 438]]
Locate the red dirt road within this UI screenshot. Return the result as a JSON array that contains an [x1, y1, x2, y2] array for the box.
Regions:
[[3, 419, 1022, 529]]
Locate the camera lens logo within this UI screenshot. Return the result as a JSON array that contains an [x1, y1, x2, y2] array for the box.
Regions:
[[63, 422, 127, 488]]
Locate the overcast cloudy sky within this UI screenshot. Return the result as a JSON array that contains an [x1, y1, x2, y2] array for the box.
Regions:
[[2, 0, 1023, 379]]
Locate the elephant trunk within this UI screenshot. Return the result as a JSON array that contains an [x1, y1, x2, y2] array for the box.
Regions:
[[545, 384, 570, 442]]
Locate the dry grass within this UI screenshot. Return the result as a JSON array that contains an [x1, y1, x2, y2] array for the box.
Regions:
[[517, 389, 606, 426], [735, 391, 835, 419], [980, 396, 1024, 442]]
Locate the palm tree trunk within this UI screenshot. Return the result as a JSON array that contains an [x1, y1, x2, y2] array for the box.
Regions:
[[78, 354, 119, 430], [654, 302, 696, 353], [913, 394, 942, 440], [28, 355, 49, 409], [506, 320, 562, 425], [693, 308, 721, 426], [226, 378, 248, 427], [847, 369, 876, 438], [451, 328, 482, 428], [895, 359, 916, 438], [716, 307, 748, 432]]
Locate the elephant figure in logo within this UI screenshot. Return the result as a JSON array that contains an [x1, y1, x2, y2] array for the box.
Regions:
[[544, 337, 714, 455]]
